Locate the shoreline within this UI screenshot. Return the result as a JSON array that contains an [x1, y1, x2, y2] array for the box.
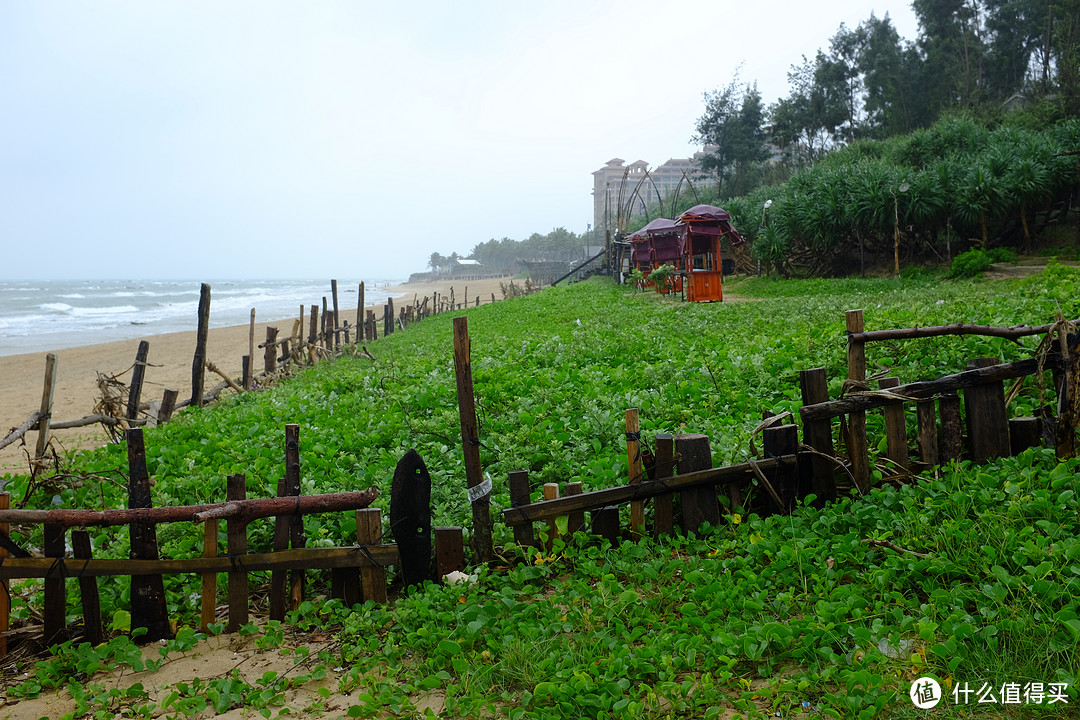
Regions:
[[0, 275, 514, 470]]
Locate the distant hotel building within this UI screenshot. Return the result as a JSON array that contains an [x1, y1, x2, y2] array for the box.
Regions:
[[591, 152, 708, 235]]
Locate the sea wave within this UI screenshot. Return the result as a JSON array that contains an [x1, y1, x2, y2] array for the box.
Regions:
[[40, 303, 139, 316]]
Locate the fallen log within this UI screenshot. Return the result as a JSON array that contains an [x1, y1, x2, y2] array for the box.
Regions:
[[0, 488, 379, 528]]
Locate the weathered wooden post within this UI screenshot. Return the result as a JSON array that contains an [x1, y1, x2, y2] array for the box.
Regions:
[[879, 377, 909, 471], [652, 434, 675, 537], [263, 327, 278, 374], [126, 341, 150, 424], [158, 388, 178, 425], [1053, 329, 1079, 458], [453, 317, 493, 562], [268, 425, 303, 619], [35, 353, 58, 458], [592, 506, 620, 544], [676, 434, 718, 533], [201, 518, 218, 632], [916, 399, 939, 467], [127, 428, 171, 642], [508, 470, 534, 548], [435, 526, 466, 578], [964, 357, 1010, 463], [565, 481, 585, 536], [320, 297, 329, 350], [763, 424, 799, 513], [1010, 417, 1041, 455], [72, 529, 103, 645], [191, 283, 211, 408], [625, 408, 645, 536], [248, 308, 256, 376], [226, 473, 248, 631], [940, 392, 963, 462], [308, 305, 319, 353], [43, 522, 65, 645], [331, 279, 341, 349], [845, 310, 870, 492], [799, 368, 839, 500], [542, 483, 559, 550], [285, 425, 305, 610], [357, 282, 364, 345], [356, 507, 387, 603]]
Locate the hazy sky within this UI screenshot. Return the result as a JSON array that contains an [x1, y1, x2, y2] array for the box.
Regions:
[[1, 1, 919, 281]]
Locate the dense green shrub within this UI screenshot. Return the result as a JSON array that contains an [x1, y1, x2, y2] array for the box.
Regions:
[[949, 247, 1017, 278]]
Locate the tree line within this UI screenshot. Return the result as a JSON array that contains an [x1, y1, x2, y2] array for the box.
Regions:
[[696, 0, 1080, 199], [429, 227, 590, 275]]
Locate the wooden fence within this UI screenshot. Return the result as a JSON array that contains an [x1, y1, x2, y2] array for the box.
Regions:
[[501, 310, 1077, 547], [0, 425, 468, 657]]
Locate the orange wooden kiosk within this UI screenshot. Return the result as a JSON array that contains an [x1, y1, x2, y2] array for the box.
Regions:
[[676, 204, 745, 302]]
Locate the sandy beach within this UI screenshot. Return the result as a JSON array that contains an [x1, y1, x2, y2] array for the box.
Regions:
[[0, 275, 515, 470]]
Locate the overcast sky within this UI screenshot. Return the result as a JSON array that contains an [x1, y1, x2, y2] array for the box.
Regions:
[[1, 1, 919, 281]]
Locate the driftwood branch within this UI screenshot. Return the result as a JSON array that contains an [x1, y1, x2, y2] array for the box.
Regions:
[[206, 360, 244, 394], [849, 320, 1077, 344], [862, 538, 931, 558], [0, 412, 41, 451], [0, 488, 379, 528], [52, 414, 146, 430]]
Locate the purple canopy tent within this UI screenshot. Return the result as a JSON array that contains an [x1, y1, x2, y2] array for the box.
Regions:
[[677, 205, 745, 247], [645, 218, 682, 264]]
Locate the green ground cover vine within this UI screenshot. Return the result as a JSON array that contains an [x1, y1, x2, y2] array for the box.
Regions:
[[3, 266, 1080, 717]]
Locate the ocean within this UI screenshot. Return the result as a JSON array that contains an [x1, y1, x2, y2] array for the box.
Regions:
[[0, 279, 406, 357]]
